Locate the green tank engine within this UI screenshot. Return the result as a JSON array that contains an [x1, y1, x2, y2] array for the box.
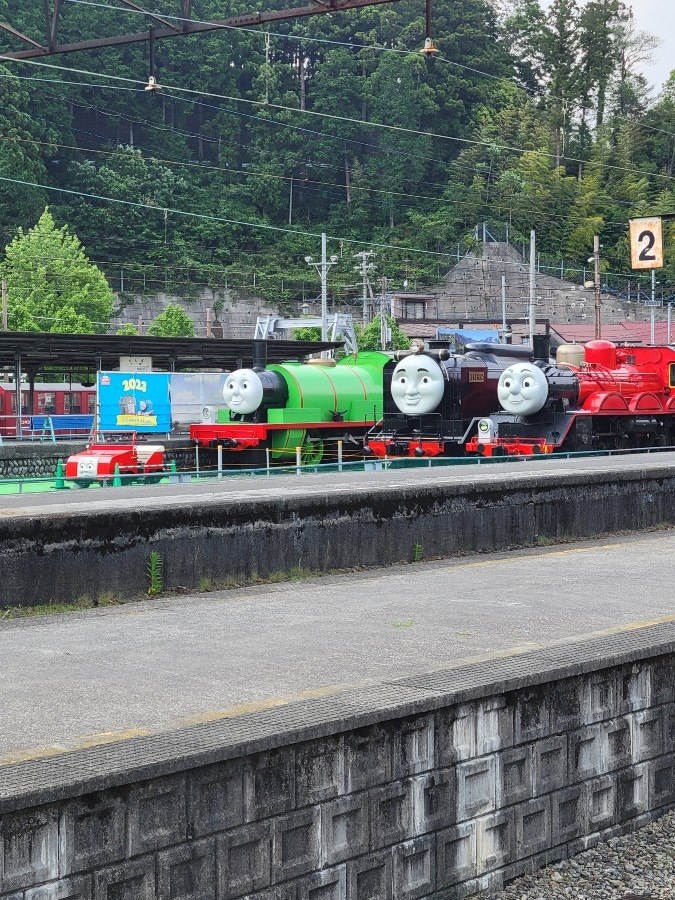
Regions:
[[190, 346, 388, 466]]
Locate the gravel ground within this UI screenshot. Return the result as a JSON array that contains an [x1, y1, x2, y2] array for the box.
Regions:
[[496, 810, 675, 899]]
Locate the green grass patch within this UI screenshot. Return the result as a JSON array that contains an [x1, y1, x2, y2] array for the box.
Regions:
[[0, 592, 125, 620], [194, 567, 326, 592]]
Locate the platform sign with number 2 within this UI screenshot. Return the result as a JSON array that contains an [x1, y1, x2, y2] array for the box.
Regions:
[[629, 217, 663, 270]]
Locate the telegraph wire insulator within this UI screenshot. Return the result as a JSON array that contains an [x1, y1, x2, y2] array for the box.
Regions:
[[420, 37, 439, 56]]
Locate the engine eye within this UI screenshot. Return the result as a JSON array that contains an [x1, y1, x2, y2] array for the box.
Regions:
[[503, 379, 512, 389], [242, 382, 248, 389], [227, 383, 234, 390], [422, 377, 429, 384], [523, 379, 533, 389], [399, 377, 406, 384]]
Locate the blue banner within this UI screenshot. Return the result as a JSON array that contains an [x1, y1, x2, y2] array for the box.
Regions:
[[98, 372, 171, 432]]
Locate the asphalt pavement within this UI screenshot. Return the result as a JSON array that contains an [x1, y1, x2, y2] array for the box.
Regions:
[[1, 527, 674, 767]]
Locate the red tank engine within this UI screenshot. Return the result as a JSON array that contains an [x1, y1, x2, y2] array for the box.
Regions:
[[471, 340, 675, 456]]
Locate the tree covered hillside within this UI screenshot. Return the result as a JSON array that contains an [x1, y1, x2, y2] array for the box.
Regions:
[[0, 0, 672, 329]]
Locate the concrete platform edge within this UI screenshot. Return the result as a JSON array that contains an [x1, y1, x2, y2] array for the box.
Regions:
[[2, 619, 674, 815]]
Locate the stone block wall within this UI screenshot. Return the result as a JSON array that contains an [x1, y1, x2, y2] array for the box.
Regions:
[[1, 632, 675, 899], [0, 442, 86, 479]]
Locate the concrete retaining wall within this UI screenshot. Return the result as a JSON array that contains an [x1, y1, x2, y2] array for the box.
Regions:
[[0, 443, 197, 480], [1, 623, 674, 898], [0, 442, 86, 479], [2, 461, 675, 607]]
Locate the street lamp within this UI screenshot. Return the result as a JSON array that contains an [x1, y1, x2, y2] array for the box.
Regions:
[[305, 232, 338, 341]]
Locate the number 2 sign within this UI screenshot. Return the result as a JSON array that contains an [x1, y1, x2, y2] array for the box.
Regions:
[[629, 217, 663, 270]]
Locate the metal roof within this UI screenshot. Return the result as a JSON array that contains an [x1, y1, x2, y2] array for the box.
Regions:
[[550, 323, 671, 345], [0, 332, 340, 374]]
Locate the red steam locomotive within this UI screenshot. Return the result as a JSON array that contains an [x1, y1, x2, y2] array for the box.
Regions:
[[468, 340, 675, 456]]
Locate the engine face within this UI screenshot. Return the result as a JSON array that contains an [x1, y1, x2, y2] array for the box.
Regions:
[[223, 368, 264, 414], [77, 457, 100, 477], [391, 355, 445, 415], [498, 363, 549, 416]]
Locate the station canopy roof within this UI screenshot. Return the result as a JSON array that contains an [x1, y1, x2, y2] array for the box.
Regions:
[[0, 332, 340, 374]]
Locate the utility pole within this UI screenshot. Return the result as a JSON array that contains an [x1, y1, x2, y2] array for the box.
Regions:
[[501, 275, 506, 342], [528, 230, 536, 348], [305, 233, 338, 350], [353, 250, 375, 324], [593, 235, 601, 340], [651, 269, 656, 345], [320, 232, 328, 342], [380, 276, 389, 350], [1, 279, 7, 331]]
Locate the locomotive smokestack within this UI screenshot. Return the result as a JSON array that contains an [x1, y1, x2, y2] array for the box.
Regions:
[[532, 334, 550, 361], [252, 340, 267, 370]]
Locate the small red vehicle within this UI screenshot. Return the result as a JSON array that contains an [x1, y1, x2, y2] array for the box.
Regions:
[[65, 432, 165, 485]]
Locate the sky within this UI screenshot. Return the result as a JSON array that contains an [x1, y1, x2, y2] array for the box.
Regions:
[[636, 0, 675, 91], [539, 0, 674, 94]]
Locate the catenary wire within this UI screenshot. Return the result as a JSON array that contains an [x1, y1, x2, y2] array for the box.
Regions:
[[66, 0, 675, 142], [1, 51, 672, 188]]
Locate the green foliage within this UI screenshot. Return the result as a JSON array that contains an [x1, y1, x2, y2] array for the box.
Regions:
[[0, 1, 671, 306], [293, 325, 322, 341], [0, 65, 52, 235], [116, 323, 138, 335], [146, 551, 163, 596], [147, 305, 196, 337], [357, 316, 410, 351], [0, 208, 114, 333]]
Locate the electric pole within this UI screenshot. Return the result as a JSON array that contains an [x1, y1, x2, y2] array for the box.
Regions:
[[380, 276, 389, 350], [593, 235, 601, 340], [528, 230, 536, 348], [353, 251, 376, 323]]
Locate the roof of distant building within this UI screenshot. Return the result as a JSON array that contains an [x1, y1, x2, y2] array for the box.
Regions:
[[551, 322, 672, 344]]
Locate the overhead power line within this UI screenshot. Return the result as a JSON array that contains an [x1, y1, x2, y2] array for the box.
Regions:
[[1, 52, 672, 191], [7, 70, 667, 229], [66, 0, 675, 143], [0, 0, 401, 59], [0, 171, 471, 259]]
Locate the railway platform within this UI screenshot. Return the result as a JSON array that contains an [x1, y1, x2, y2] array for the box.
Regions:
[[2, 527, 675, 763], [3, 455, 675, 898]]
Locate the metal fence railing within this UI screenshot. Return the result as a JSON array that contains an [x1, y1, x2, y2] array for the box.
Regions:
[[0, 414, 94, 443], [2, 443, 675, 495]]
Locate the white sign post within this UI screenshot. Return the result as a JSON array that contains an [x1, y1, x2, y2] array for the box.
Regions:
[[629, 217, 664, 270]]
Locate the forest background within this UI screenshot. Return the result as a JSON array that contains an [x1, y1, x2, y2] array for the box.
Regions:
[[0, 0, 673, 334]]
